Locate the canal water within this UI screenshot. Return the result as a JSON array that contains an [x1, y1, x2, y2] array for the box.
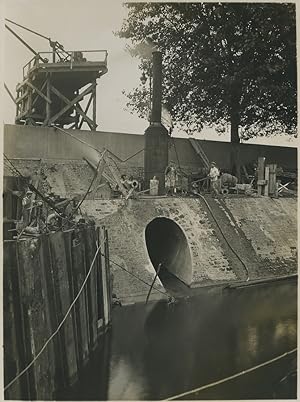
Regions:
[[62, 280, 297, 400]]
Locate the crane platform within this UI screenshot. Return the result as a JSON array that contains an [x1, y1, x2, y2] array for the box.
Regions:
[[15, 50, 108, 130]]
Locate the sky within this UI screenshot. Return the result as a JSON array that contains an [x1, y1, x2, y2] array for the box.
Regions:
[[3, 0, 297, 147]]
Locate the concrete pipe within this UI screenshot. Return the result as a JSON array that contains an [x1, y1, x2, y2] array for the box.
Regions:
[[145, 217, 192, 286]]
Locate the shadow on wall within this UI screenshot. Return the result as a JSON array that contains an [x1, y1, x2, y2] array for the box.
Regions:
[[145, 217, 192, 286]]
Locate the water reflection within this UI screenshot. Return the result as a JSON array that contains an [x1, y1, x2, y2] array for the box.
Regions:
[[62, 280, 297, 400]]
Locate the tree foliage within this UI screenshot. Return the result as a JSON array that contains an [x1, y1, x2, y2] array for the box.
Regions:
[[118, 3, 297, 142]]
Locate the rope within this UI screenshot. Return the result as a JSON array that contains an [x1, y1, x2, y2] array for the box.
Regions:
[[165, 348, 297, 400], [5, 18, 49, 40], [101, 252, 169, 299], [195, 192, 250, 281], [4, 242, 102, 392], [54, 126, 102, 154], [4, 83, 16, 104]]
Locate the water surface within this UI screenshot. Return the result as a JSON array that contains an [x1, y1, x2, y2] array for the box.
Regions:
[[62, 280, 297, 400]]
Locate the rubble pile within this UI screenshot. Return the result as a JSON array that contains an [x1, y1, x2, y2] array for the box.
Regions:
[[3, 159, 95, 240]]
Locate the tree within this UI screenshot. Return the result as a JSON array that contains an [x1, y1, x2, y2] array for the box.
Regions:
[[118, 3, 296, 143]]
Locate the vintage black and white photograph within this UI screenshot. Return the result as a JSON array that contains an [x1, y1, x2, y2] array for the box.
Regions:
[[3, 0, 297, 400]]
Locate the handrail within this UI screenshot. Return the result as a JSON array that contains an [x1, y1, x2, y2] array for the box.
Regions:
[[22, 50, 108, 78]]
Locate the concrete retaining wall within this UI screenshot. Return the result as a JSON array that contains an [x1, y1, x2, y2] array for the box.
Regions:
[[4, 124, 297, 172]]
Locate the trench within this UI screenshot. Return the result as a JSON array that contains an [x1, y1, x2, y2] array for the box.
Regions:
[[145, 217, 192, 288]]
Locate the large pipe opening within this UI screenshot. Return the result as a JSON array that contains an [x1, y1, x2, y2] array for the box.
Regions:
[[145, 217, 192, 286]]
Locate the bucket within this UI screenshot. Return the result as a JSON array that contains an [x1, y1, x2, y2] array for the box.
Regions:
[[150, 178, 159, 196]]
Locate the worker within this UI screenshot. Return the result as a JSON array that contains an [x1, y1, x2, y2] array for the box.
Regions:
[[165, 163, 177, 196], [208, 162, 220, 197], [220, 172, 238, 189]]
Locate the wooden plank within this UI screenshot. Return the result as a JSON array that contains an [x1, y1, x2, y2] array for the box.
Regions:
[[257, 157, 265, 196], [71, 229, 90, 368], [96, 227, 104, 330], [40, 234, 65, 394], [100, 227, 110, 327], [26, 80, 52, 104], [32, 79, 47, 108], [104, 228, 112, 325], [78, 93, 93, 129], [264, 166, 270, 196], [92, 79, 96, 130], [46, 74, 51, 123], [4, 241, 30, 399], [37, 235, 57, 397], [49, 232, 78, 387], [84, 227, 98, 350], [268, 164, 277, 195], [16, 91, 29, 104], [49, 83, 95, 125], [17, 238, 56, 400], [75, 102, 95, 130], [63, 230, 80, 373]]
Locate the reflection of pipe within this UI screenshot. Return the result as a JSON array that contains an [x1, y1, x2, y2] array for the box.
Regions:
[[145, 262, 163, 304]]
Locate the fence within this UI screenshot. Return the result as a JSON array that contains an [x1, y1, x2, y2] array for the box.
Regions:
[[4, 224, 111, 400]]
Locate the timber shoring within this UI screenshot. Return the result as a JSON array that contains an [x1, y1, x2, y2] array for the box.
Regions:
[[3, 225, 112, 400]]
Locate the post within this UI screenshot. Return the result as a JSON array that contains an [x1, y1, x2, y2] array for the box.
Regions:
[[46, 74, 51, 123], [257, 157, 265, 196], [268, 164, 277, 196], [92, 79, 96, 130], [264, 166, 269, 197], [100, 227, 109, 327]]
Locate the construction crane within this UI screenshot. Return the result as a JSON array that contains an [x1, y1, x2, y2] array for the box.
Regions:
[[4, 18, 108, 130]]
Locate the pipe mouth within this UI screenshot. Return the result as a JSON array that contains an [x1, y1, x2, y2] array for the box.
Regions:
[[145, 217, 192, 286]]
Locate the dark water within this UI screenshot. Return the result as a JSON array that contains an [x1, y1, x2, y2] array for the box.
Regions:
[[62, 280, 297, 400]]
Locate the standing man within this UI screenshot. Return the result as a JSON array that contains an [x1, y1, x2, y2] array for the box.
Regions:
[[208, 162, 220, 197]]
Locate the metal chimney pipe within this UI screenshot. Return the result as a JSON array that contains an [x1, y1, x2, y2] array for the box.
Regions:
[[151, 51, 162, 123], [144, 50, 169, 195]]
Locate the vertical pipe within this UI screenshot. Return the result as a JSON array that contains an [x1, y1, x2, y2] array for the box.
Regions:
[[151, 51, 162, 123], [144, 50, 168, 195]]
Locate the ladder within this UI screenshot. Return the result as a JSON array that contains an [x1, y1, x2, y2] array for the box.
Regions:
[[189, 138, 210, 169], [83, 151, 129, 198]]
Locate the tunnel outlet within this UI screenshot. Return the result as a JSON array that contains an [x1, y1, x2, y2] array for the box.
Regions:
[[145, 217, 192, 286]]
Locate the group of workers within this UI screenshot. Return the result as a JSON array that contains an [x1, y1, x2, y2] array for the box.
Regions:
[[165, 161, 238, 197], [117, 162, 238, 198]]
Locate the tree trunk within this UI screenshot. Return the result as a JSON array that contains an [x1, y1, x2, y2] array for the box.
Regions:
[[230, 96, 240, 144], [230, 94, 241, 180]]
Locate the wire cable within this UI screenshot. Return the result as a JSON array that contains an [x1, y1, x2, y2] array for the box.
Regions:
[[4, 243, 101, 392], [71, 150, 106, 217], [54, 126, 144, 164], [5, 18, 49, 40], [100, 252, 169, 299], [195, 192, 250, 281], [165, 348, 297, 400]]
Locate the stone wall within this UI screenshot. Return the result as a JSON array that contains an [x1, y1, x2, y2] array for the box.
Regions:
[[80, 196, 297, 303]]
